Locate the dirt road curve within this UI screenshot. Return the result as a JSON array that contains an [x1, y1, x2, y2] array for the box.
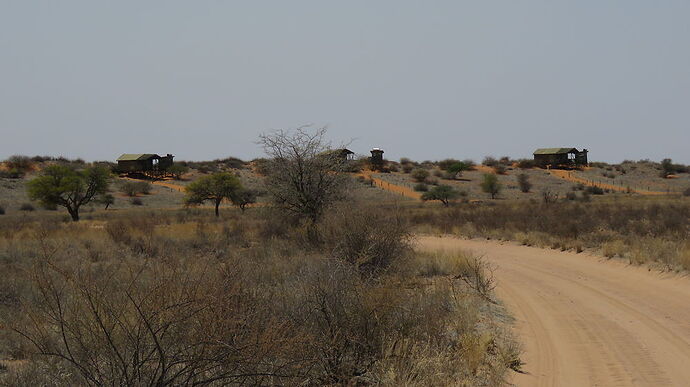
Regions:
[[417, 236, 690, 387]]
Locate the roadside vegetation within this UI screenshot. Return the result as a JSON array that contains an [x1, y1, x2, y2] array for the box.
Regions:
[[408, 197, 690, 271]]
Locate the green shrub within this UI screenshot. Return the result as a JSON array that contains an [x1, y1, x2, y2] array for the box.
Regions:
[[481, 174, 501, 199]]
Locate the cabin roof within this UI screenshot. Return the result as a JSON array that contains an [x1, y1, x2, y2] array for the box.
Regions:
[[116, 154, 160, 161], [533, 148, 578, 155]]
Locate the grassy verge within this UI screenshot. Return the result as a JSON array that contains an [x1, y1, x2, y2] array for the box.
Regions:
[[406, 196, 690, 272]]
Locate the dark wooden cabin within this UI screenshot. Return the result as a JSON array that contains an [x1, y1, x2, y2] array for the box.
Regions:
[[533, 148, 588, 168], [116, 154, 174, 174], [370, 148, 385, 170]]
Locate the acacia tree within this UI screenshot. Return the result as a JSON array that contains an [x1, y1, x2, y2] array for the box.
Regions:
[[167, 163, 189, 180], [184, 172, 242, 217], [231, 188, 259, 212], [27, 165, 110, 221], [481, 173, 501, 199], [421, 185, 465, 206], [447, 162, 470, 179], [259, 127, 347, 223]]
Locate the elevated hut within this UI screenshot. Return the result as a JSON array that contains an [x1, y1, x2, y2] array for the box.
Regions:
[[116, 154, 174, 175], [533, 148, 588, 168]]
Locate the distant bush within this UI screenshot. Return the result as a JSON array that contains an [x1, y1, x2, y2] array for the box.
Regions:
[[130, 197, 144, 206], [5, 155, 33, 172], [214, 157, 246, 169], [414, 183, 429, 192], [586, 186, 604, 195], [565, 192, 577, 201], [498, 156, 514, 165], [0, 205, 5, 215], [517, 173, 532, 193], [0, 168, 24, 179], [411, 168, 430, 182], [516, 159, 536, 169], [483, 156, 499, 167], [167, 164, 189, 180], [19, 203, 35, 212], [251, 158, 270, 176], [494, 164, 507, 175], [542, 189, 559, 203], [660, 158, 688, 177], [119, 181, 151, 196], [401, 163, 413, 173], [438, 159, 461, 171], [461, 159, 476, 169], [589, 162, 610, 169]]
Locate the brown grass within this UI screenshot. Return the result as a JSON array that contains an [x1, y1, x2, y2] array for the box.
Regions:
[[406, 196, 690, 271], [0, 206, 518, 386]]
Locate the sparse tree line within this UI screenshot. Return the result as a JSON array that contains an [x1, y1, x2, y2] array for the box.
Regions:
[[4, 138, 690, 220]]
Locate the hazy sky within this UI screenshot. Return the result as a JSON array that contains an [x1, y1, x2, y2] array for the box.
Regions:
[[1, 1, 689, 163]]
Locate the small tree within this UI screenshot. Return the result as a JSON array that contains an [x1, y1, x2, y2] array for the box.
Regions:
[[660, 158, 675, 178], [411, 168, 430, 182], [421, 185, 464, 206], [447, 162, 470, 179], [99, 193, 115, 210], [167, 163, 189, 180], [480, 173, 501, 199], [27, 165, 110, 221], [259, 127, 347, 223], [517, 173, 532, 193], [231, 188, 259, 212], [185, 172, 242, 217]]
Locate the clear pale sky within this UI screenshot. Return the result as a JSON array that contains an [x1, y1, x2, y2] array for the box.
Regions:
[[1, 1, 688, 163]]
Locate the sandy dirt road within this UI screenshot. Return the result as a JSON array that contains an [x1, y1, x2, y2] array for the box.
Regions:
[[418, 236, 690, 387]]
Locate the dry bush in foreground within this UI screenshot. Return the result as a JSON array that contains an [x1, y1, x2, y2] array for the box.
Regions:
[[0, 207, 518, 386]]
